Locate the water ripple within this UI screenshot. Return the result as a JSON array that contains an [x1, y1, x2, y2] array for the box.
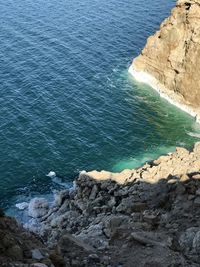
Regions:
[[1, 0, 196, 209]]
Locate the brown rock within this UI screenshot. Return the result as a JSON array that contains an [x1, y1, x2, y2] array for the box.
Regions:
[[129, 0, 200, 120], [180, 174, 190, 182], [192, 174, 200, 180]]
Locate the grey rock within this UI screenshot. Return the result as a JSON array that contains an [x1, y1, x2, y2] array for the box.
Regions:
[[53, 190, 70, 207], [89, 185, 98, 200], [193, 231, 200, 253], [31, 249, 45, 260], [116, 196, 147, 213], [179, 227, 200, 252], [194, 197, 200, 207], [28, 198, 49, 218]]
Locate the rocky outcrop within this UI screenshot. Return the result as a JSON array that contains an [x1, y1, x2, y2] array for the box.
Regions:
[[81, 143, 200, 184], [0, 214, 54, 267], [129, 0, 200, 122], [19, 142, 200, 267], [2, 143, 200, 266]]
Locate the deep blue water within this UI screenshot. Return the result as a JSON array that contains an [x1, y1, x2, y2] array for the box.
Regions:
[[1, 0, 200, 210]]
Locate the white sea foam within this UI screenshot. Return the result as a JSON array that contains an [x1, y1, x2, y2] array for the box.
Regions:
[[128, 63, 200, 123], [46, 171, 56, 178], [187, 132, 200, 138], [15, 202, 29, 210]]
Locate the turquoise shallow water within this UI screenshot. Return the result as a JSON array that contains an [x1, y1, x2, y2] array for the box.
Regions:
[[1, 0, 200, 210]]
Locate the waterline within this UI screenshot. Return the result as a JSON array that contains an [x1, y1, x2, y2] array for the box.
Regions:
[[128, 63, 200, 123]]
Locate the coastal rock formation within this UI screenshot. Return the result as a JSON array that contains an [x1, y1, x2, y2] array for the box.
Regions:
[[20, 143, 200, 266], [129, 0, 200, 121], [0, 214, 54, 267], [2, 143, 200, 266]]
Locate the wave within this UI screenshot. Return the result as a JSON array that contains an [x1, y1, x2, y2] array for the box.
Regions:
[[187, 132, 200, 138]]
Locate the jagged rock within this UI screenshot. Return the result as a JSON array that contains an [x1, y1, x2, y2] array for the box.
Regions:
[[103, 215, 129, 238], [179, 227, 200, 252], [116, 196, 147, 214], [53, 190, 70, 207], [193, 231, 200, 254], [180, 174, 190, 182], [89, 185, 98, 200], [13, 141, 200, 266], [31, 249, 45, 260], [75, 223, 108, 250], [28, 198, 49, 218]]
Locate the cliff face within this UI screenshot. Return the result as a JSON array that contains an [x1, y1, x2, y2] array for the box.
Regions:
[[3, 143, 200, 266], [129, 0, 200, 120], [22, 143, 200, 267]]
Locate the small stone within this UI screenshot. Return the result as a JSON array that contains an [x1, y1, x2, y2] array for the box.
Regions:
[[32, 249, 45, 260], [168, 179, 177, 184], [180, 174, 190, 182], [192, 174, 200, 180], [143, 212, 159, 225]]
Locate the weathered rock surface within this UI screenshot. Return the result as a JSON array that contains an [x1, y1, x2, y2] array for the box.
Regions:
[[129, 0, 200, 121], [3, 143, 200, 266], [0, 215, 54, 267], [19, 142, 200, 266], [28, 198, 49, 218]]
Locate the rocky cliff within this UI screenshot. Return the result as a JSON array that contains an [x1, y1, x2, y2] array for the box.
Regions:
[[129, 0, 200, 121], [3, 143, 200, 266], [0, 213, 55, 267], [15, 143, 200, 267]]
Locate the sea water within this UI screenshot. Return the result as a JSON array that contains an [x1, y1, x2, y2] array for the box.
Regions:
[[0, 0, 199, 211]]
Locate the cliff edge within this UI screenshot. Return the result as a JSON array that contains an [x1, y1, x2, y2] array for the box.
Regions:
[[129, 0, 200, 121]]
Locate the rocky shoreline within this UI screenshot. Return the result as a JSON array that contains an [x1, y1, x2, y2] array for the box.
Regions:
[[2, 142, 200, 266], [2, 0, 200, 266], [129, 0, 200, 123]]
